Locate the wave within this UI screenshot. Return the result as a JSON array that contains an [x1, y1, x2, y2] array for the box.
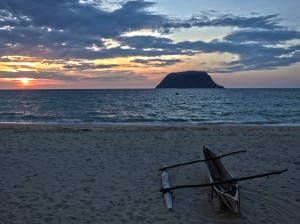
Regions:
[[0, 89, 299, 126]]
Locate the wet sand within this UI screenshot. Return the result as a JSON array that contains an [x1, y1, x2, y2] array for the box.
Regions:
[[0, 124, 299, 223]]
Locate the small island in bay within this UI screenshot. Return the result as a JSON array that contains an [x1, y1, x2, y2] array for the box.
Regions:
[[156, 71, 224, 88]]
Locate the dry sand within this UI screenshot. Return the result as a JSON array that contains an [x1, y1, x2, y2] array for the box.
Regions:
[[0, 124, 299, 224]]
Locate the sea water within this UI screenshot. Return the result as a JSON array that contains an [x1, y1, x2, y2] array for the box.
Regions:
[[0, 89, 299, 125]]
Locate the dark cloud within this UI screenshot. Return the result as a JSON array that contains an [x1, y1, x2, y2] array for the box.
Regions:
[[81, 70, 148, 81], [162, 13, 282, 32], [223, 46, 300, 72], [0, 0, 300, 73], [0, 0, 165, 58], [132, 58, 182, 67], [0, 57, 11, 62], [189, 13, 281, 29], [173, 39, 300, 72], [63, 62, 119, 70], [224, 29, 300, 43], [117, 35, 172, 49], [0, 70, 147, 82], [0, 0, 162, 36]]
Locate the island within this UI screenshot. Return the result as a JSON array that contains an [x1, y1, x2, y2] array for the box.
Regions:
[[156, 71, 224, 88]]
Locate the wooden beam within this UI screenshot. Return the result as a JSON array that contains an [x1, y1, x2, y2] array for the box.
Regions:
[[160, 169, 287, 192], [159, 150, 246, 171]]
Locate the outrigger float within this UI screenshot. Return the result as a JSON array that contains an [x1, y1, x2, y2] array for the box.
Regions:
[[160, 146, 287, 216]]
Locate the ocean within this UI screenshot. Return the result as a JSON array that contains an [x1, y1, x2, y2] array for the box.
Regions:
[[0, 89, 299, 125]]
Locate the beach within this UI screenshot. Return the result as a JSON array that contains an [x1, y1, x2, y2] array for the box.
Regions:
[[0, 124, 299, 224]]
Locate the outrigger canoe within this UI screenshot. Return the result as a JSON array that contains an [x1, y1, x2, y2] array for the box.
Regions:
[[160, 146, 287, 216], [203, 146, 240, 216]]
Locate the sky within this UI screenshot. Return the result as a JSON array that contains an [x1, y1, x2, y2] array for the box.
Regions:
[[0, 0, 300, 89]]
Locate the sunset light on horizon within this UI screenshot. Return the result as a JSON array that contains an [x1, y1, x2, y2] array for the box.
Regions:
[[0, 0, 300, 89]]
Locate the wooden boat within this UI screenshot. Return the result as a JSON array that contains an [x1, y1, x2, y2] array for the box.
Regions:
[[160, 147, 287, 216], [203, 146, 240, 216]]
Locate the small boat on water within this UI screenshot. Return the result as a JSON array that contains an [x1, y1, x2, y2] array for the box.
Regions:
[[203, 146, 240, 216], [160, 146, 287, 216]]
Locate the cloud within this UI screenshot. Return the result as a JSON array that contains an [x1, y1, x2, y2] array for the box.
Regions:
[[132, 58, 182, 67], [0, 0, 300, 74], [63, 62, 119, 70], [0, 71, 78, 80], [162, 12, 282, 33], [0, 0, 162, 35], [0, 57, 11, 62], [80, 70, 148, 81], [117, 35, 173, 50], [0, 0, 165, 58], [0, 69, 148, 82], [189, 13, 281, 29], [224, 29, 300, 43], [173, 39, 300, 72]]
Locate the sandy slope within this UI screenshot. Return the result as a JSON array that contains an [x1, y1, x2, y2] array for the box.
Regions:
[[0, 124, 299, 223]]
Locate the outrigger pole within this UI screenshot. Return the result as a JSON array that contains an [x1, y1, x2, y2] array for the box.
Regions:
[[160, 169, 288, 193], [159, 150, 247, 171]]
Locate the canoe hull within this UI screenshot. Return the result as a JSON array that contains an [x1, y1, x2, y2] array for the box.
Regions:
[[214, 185, 240, 216], [203, 147, 240, 216]]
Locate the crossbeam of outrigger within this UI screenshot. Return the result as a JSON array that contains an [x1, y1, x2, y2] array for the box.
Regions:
[[160, 168, 288, 193], [159, 150, 247, 171]]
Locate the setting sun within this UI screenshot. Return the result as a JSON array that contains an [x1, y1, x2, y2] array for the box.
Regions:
[[18, 78, 33, 86]]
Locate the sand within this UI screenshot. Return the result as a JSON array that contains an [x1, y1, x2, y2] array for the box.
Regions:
[[0, 124, 299, 224]]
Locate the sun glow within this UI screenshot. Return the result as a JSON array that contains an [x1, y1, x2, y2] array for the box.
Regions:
[[18, 78, 34, 85]]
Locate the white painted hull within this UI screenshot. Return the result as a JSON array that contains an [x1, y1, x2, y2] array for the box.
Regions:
[[161, 169, 173, 209], [214, 185, 240, 216]]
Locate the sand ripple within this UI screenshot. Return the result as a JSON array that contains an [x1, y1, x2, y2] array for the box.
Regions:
[[240, 187, 300, 224]]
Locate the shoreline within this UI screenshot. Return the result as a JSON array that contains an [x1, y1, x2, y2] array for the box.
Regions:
[[1, 124, 299, 223], [1, 121, 300, 127]]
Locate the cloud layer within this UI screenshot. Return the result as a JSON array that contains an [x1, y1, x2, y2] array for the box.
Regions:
[[1, 0, 300, 79]]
